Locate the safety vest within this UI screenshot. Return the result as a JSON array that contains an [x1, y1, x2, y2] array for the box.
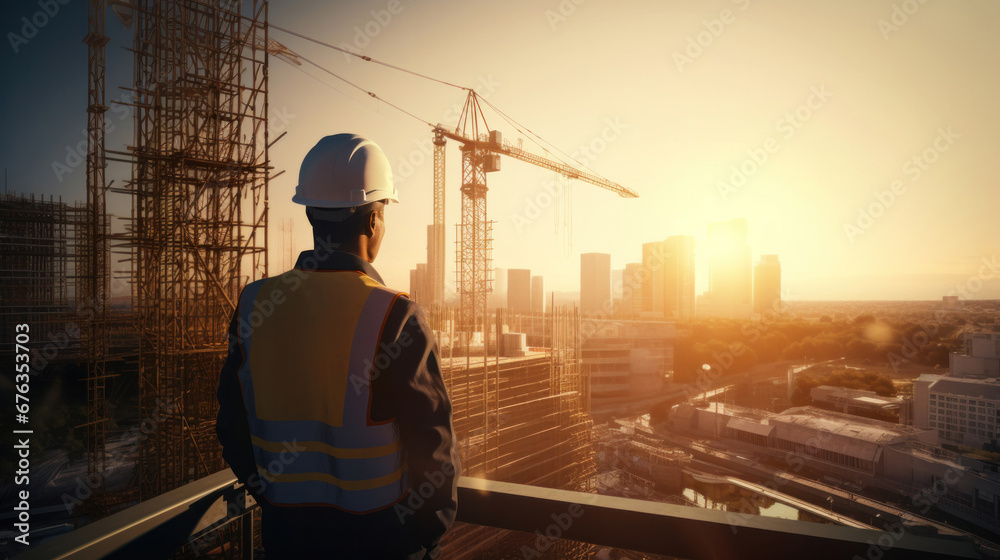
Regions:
[[235, 269, 409, 513]]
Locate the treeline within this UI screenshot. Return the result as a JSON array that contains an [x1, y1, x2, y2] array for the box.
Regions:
[[789, 366, 897, 406], [673, 312, 964, 384]]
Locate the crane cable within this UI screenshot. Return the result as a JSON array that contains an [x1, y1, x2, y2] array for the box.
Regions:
[[293, 51, 434, 128], [269, 23, 469, 92], [270, 22, 607, 183], [481, 97, 604, 179]]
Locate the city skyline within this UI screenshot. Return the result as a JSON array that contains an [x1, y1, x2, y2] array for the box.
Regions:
[[2, 1, 998, 301]]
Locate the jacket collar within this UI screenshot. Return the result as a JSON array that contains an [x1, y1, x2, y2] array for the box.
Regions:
[[294, 249, 386, 286]]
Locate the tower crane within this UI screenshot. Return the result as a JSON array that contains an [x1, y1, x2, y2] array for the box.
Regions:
[[430, 90, 638, 333]]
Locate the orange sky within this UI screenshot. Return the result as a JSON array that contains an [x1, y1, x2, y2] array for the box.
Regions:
[[263, 0, 999, 301], [3, 0, 998, 300]]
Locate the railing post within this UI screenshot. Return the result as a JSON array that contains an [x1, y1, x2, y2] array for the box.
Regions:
[[241, 507, 254, 559]]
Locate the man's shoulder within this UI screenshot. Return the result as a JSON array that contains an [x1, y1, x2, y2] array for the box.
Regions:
[[382, 292, 434, 333]]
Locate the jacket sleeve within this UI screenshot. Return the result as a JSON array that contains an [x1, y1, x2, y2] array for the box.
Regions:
[[371, 298, 461, 552], [215, 298, 259, 490]]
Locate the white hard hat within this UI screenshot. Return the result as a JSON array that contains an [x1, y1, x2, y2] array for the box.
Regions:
[[292, 134, 399, 208]]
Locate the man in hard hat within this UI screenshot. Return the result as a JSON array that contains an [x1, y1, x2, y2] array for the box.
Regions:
[[216, 134, 460, 559]]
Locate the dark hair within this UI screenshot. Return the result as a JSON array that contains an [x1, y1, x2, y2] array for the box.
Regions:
[[306, 201, 384, 243]]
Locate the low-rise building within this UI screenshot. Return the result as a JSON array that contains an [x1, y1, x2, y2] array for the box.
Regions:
[[926, 377, 1000, 446], [809, 385, 901, 418], [950, 329, 1000, 379], [582, 320, 674, 405]]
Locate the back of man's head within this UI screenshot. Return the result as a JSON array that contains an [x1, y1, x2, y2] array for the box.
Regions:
[[307, 200, 384, 246]]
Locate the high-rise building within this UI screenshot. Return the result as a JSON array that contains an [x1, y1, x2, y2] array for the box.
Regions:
[[426, 223, 445, 305], [580, 253, 611, 316], [705, 218, 752, 318], [531, 275, 544, 314], [641, 236, 695, 320], [507, 269, 531, 314], [409, 263, 428, 303], [664, 235, 695, 320], [623, 262, 643, 318], [753, 254, 781, 315], [641, 241, 666, 315], [491, 266, 506, 308]]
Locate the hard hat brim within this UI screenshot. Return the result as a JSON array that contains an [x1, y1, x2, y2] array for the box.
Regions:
[[293, 188, 399, 208]]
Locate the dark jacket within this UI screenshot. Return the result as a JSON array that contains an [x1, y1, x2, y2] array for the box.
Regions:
[[216, 249, 459, 558]]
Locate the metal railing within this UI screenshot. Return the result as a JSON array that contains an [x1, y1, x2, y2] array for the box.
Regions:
[[16, 471, 982, 560]]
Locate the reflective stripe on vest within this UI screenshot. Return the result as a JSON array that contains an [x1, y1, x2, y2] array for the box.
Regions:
[[236, 270, 408, 512]]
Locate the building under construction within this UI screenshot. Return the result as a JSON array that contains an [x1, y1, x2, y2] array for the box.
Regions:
[[7, 1, 599, 557], [0, 193, 81, 355], [118, 0, 271, 501], [434, 305, 596, 559]]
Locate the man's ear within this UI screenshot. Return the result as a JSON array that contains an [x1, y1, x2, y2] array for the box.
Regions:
[[366, 209, 378, 236]]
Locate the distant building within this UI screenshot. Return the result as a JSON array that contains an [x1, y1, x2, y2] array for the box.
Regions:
[[950, 329, 1000, 378], [672, 404, 936, 475], [641, 241, 666, 315], [666, 235, 696, 320], [703, 219, 752, 319], [580, 253, 611, 316], [623, 263, 643, 318], [911, 329, 1000, 446], [409, 264, 428, 303], [671, 402, 1000, 534], [582, 320, 675, 411], [507, 269, 531, 314], [640, 235, 695, 320], [942, 295, 960, 309], [492, 266, 507, 309], [753, 254, 781, 315], [810, 385, 901, 418], [531, 275, 544, 314], [927, 376, 1000, 447]]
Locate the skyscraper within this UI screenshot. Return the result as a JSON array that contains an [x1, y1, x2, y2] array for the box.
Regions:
[[531, 275, 544, 313], [706, 218, 752, 318], [491, 266, 507, 308], [641, 236, 695, 320], [623, 262, 643, 318], [580, 253, 611, 316], [641, 241, 666, 314], [507, 269, 531, 314], [409, 263, 428, 303], [754, 254, 781, 314], [664, 235, 696, 320]]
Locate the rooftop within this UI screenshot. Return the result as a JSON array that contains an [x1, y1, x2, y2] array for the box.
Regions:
[[772, 406, 931, 443], [930, 377, 1000, 401]]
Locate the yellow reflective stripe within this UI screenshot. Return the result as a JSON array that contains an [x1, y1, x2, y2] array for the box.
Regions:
[[256, 465, 404, 491], [250, 435, 400, 459]]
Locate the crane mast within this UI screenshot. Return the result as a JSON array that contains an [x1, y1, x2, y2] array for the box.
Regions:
[[433, 90, 638, 335]]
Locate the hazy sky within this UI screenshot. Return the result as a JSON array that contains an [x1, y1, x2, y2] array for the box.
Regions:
[[2, 0, 998, 301]]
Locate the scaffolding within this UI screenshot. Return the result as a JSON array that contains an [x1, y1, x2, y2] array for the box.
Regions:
[[0, 193, 80, 355], [122, 0, 269, 500], [439, 304, 595, 559]]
